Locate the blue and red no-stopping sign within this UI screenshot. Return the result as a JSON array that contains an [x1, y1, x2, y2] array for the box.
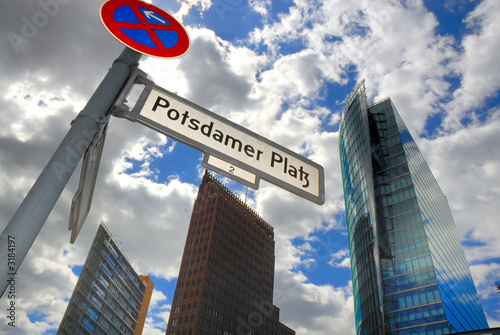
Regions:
[[100, 0, 190, 58]]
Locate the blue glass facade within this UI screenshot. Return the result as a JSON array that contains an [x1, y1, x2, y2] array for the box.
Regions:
[[57, 224, 153, 335], [339, 81, 488, 335]]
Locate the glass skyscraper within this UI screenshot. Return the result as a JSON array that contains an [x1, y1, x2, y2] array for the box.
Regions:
[[339, 81, 488, 335], [58, 223, 154, 335]]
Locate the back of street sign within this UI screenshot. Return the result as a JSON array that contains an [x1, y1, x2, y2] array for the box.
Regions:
[[69, 117, 109, 243]]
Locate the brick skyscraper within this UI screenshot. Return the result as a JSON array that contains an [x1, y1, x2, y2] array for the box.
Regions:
[[166, 171, 294, 335]]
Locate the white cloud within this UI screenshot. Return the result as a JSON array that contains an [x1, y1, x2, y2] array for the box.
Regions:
[[418, 111, 500, 261], [469, 263, 500, 300], [274, 270, 355, 335], [148, 289, 168, 310], [142, 289, 171, 333], [1, 1, 499, 334], [329, 248, 351, 268], [246, 0, 465, 138], [443, 0, 500, 130], [177, 0, 213, 21]]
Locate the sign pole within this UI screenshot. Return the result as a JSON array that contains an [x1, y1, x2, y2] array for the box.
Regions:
[[0, 47, 142, 298]]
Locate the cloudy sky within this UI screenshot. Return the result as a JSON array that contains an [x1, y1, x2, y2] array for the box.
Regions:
[[1, 0, 500, 334]]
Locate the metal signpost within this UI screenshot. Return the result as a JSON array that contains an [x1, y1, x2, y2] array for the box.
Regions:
[[0, 0, 325, 299], [68, 0, 191, 243], [0, 0, 190, 297], [0, 47, 142, 298]]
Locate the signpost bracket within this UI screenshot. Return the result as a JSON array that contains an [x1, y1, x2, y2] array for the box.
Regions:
[[112, 68, 148, 119]]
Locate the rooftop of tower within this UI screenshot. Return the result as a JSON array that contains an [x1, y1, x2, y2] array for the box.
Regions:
[[204, 171, 274, 233]]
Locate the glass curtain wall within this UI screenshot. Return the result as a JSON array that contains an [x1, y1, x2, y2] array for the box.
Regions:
[[393, 108, 489, 332], [369, 100, 449, 335], [339, 81, 385, 335], [339, 81, 488, 335], [57, 224, 148, 335]]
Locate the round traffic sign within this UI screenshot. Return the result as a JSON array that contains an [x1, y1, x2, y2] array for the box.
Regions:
[[100, 0, 190, 58]]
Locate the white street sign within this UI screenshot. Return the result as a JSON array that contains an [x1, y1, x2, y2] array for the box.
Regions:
[[120, 78, 325, 205], [203, 154, 259, 189]]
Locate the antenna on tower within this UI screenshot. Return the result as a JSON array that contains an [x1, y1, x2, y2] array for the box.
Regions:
[[244, 186, 248, 204]]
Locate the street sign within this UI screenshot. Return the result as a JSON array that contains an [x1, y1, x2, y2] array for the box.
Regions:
[[69, 117, 109, 244], [116, 74, 325, 205], [100, 0, 190, 58], [203, 154, 260, 189]]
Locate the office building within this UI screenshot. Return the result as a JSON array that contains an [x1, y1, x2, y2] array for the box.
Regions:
[[454, 328, 500, 335], [166, 171, 295, 335], [454, 329, 500, 335], [338, 81, 488, 335], [58, 223, 154, 335]]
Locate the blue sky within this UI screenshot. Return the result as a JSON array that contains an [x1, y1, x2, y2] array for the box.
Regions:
[[1, 0, 500, 334]]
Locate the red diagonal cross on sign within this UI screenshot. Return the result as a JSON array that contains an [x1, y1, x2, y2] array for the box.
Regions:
[[100, 0, 190, 58]]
